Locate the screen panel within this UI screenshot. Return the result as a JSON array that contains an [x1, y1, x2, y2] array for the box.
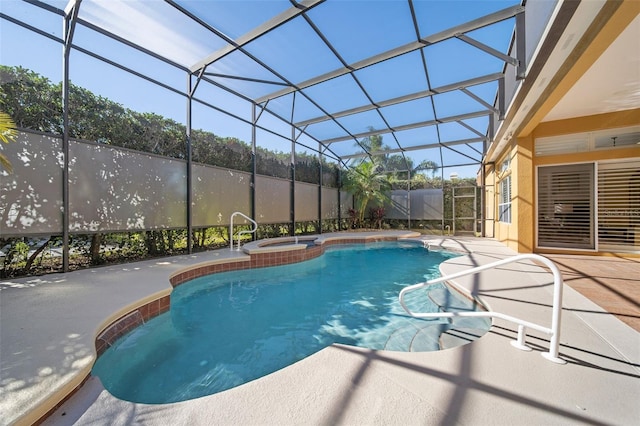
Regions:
[[192, 165, 251, 227], [386, 189, 443, 220], [69, 140, 187, 231], [321, 187, 339, 219], [411, 188, 444, 220], [1, 131, 63, 236], [255, 175, 290, 224], [294, 181, 318, 222], [340, 190, 353, 214], [386, 190, 409, 220]]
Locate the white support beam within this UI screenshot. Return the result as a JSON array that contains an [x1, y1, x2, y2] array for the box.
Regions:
[[190, 0, 324, 73], [456, 34, 519, 66], [340, 137, 486, 160], [64, 0, 81, 16], [256, 4, 524, 103], [324, 110, 490, 145], [295, 73, 503, 127], [460, 87, 500, 114]]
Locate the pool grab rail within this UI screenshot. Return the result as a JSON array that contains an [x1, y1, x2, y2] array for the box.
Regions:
[[399, 253, 566, 364], [230, 212, 258, 251]]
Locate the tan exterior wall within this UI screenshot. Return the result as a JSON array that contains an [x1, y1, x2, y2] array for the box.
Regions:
[[493, 143, 517, 251], [491, 136, 536, 253], [516, 135, 535, 252], [532, 109, 640, 139], [488, 109, 640, 254]]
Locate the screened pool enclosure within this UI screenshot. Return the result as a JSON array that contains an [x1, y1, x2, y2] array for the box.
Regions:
[[1, 0, 546, 272]]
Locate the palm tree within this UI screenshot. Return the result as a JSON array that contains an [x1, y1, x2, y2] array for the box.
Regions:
[[359, 127, 385, 153], [342, 160, 391, 226], [0, 112, 17, 173], [356, 128, 391, 172], [415, 159, 439, 178]]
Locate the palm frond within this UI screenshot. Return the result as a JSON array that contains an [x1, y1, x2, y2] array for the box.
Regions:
[[0, 112, 17, 173], [1, 153, 13, 173], [1, 112, 18, 144]]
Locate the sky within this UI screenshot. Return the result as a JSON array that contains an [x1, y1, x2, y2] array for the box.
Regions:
[[0, 0, 521, 178]]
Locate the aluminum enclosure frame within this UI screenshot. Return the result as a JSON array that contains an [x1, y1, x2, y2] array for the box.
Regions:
[[2, 0, 528, 268]]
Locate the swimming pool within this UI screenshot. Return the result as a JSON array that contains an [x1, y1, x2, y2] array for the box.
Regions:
[[92, 241, 490, 404]]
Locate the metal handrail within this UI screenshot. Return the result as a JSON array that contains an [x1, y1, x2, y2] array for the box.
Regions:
[[399, 253, 566, 364], [230, 212, 257, 251]]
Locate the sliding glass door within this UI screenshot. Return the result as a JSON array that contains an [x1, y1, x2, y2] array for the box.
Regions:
[[537, 163, 595, 249], [537, 160, 640, 252], [598, 160, 640, 251]]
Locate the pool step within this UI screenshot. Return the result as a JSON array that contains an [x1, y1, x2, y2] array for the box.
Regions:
[[383, 287, 490, 352], [429, 288, 491, 330], [384, 322, 489, 352], [428, 287, 479, 312], [383, 322, 444, 352], [439, 327, 489, 350]]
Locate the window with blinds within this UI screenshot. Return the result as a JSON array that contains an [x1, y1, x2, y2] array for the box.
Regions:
[[598, 160, 640, 251], [535, 134, 589, 156], [537, 163, 594, 249], [535, 125, 639, 156], [498, 175, 511, 223], [498, 157, 512, 224]]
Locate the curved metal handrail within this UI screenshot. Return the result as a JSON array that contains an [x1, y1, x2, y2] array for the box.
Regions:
[[399, 253, 566, 364], [230, 212, 258, 251]]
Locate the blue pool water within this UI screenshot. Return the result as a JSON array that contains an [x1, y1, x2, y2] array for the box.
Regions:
[[93, 241, 489, 404]]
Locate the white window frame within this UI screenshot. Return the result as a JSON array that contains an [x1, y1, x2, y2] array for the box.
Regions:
[[497, 157, 512, 224], [498, 174, 512, 224]]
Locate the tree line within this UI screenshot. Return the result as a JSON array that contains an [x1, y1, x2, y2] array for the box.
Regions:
[[0, 65, 338, 186]]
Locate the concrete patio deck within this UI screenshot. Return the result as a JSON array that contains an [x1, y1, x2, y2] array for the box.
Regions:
[[1, 233, 638, 425]]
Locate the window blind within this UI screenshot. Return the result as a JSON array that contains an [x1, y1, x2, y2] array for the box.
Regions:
[[598, 160, 640, 250], [538, 163, 594, 249], [498, 175, 511, 223]]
